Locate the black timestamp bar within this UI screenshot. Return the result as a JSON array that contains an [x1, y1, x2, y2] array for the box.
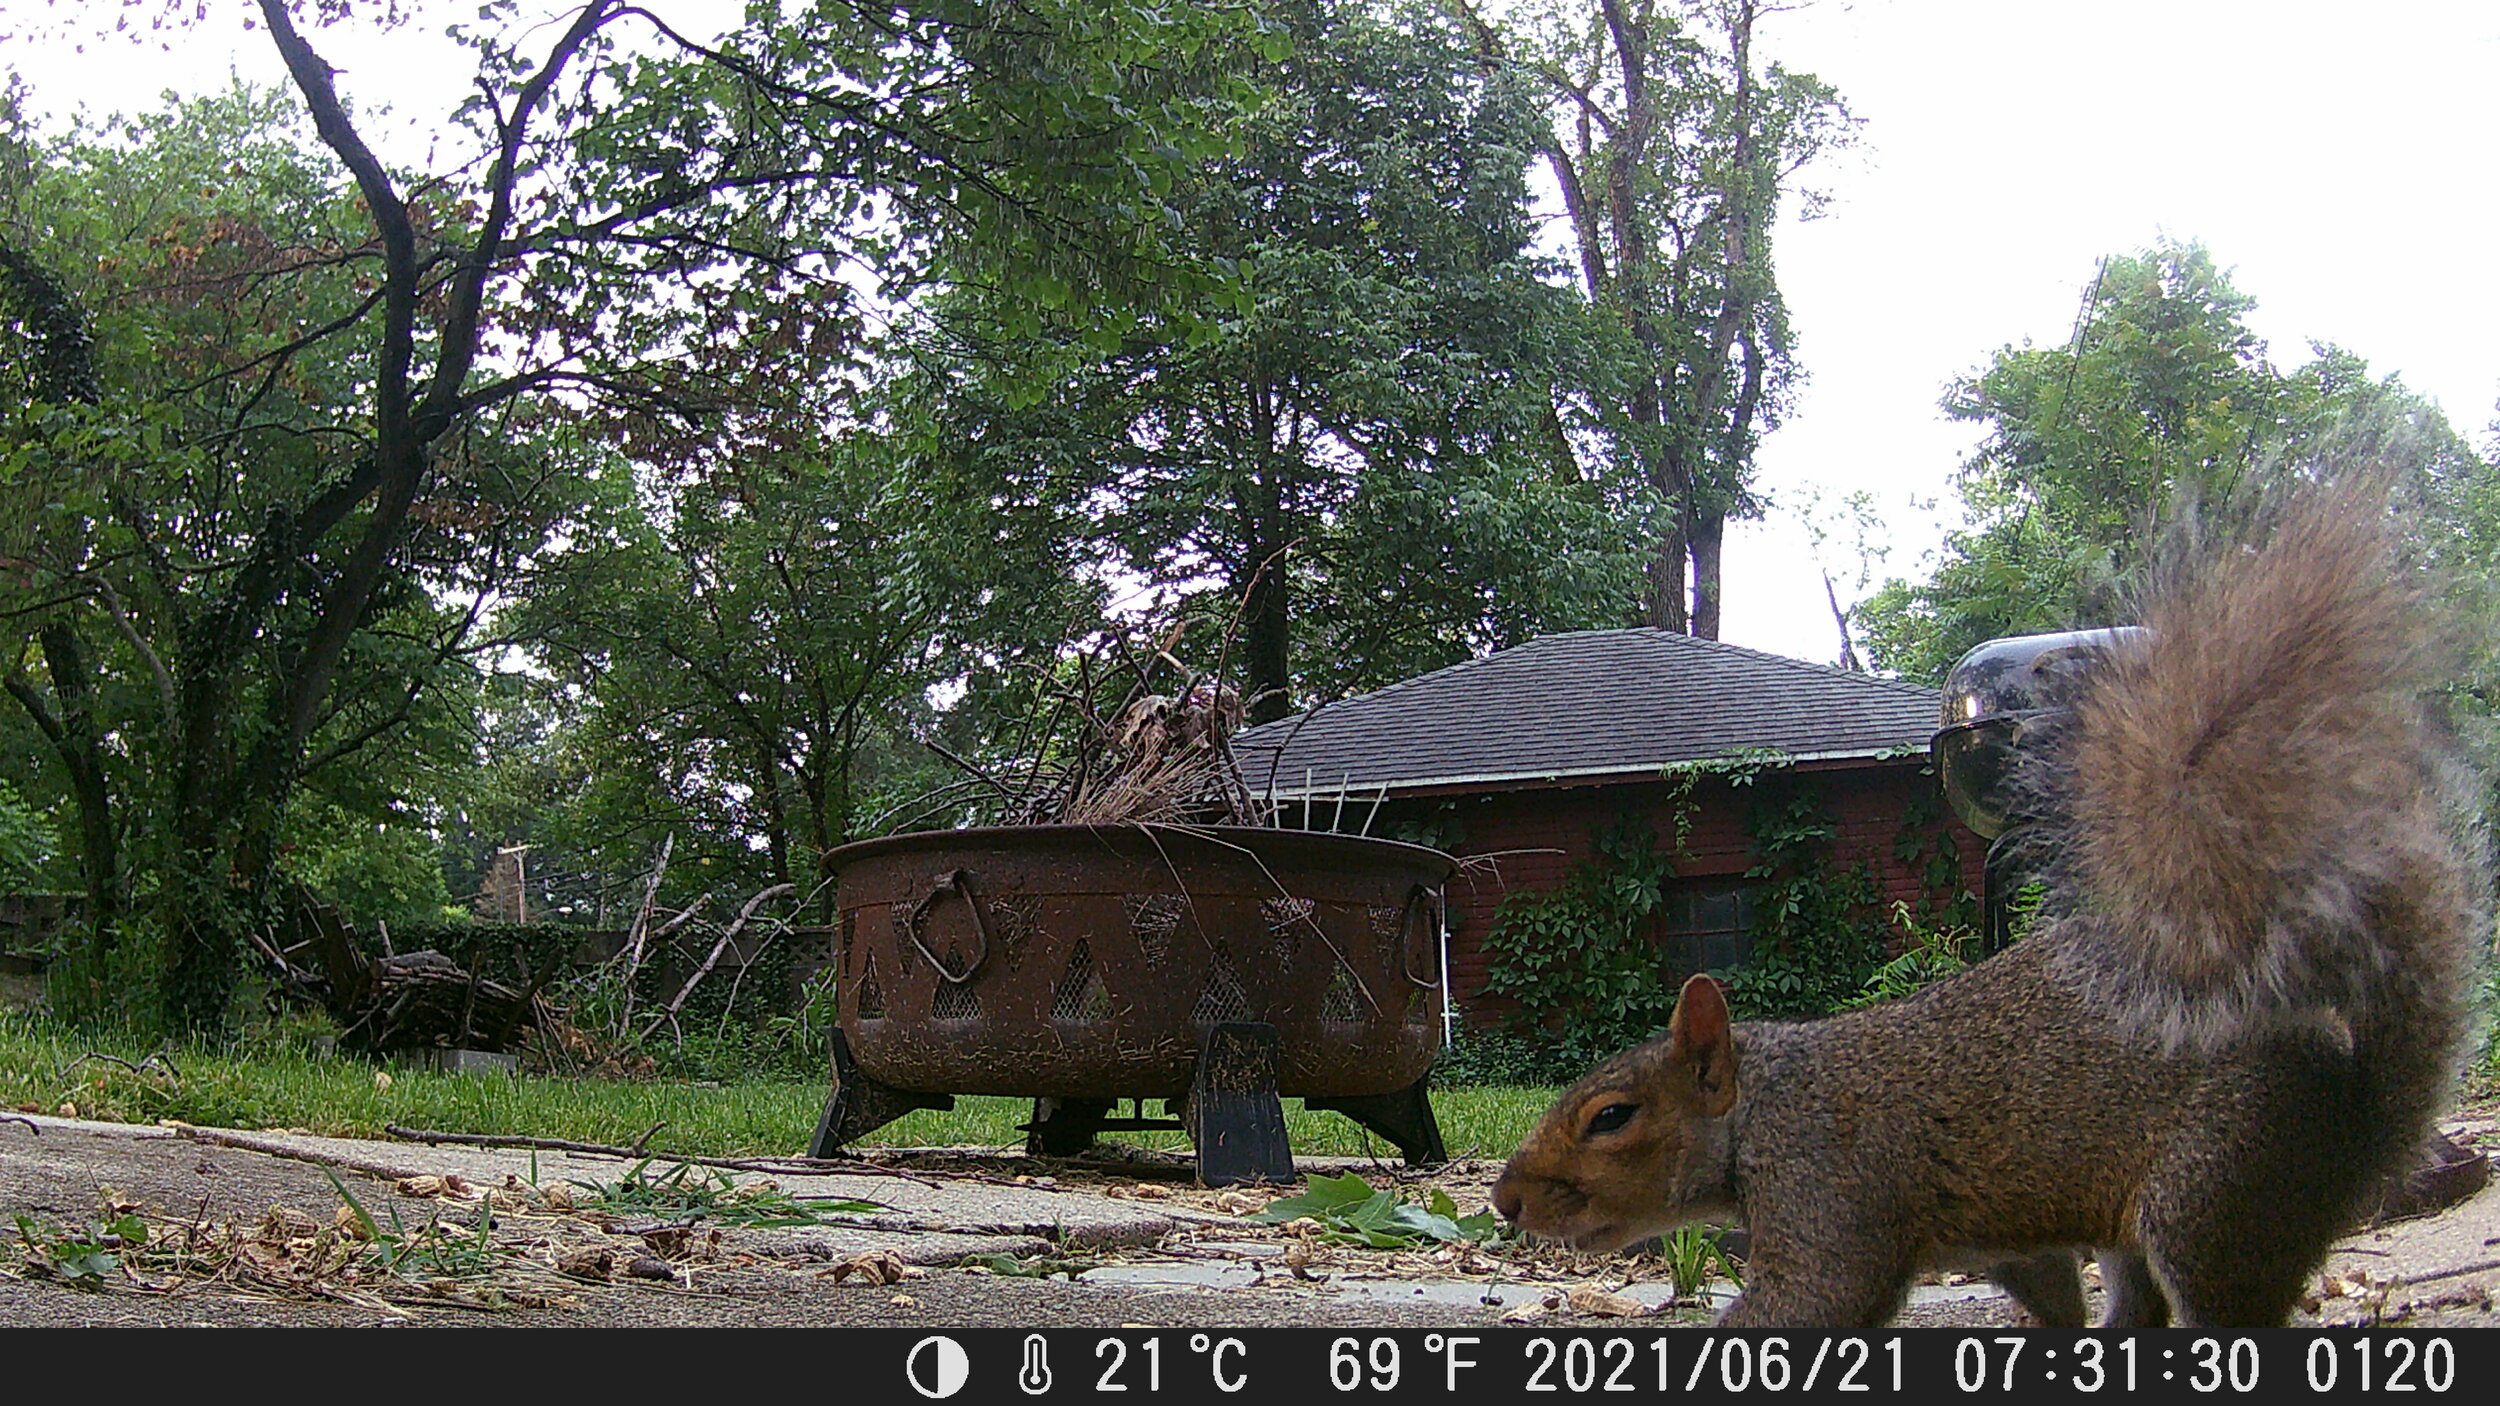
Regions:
[[840, 1329, 2488, 1401], [13, 1327, 2485, 1400]]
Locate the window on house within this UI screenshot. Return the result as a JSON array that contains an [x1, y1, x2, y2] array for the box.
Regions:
[[1654, 881, 1759, 979]]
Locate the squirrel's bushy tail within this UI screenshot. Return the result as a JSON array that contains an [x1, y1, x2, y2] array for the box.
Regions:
[[2037, 474, 2481, 1055]]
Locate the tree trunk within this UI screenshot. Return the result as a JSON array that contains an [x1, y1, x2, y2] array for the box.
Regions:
[[1679, 1, 1762, 647], [155, 579, 302, 1030], [0, 242, 121, 942], [1689, 513, 1725, 640], [1242, 489, 1293, 725], [753, 738, 797, 895], [1644, 516, 1690, 632], [159, 763, 288, 1033], [28, 624, 122, 945], [1240, 377, 1294, 726]]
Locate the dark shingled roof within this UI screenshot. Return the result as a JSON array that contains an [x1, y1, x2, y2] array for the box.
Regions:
[[1231, 628, 1942, 798]]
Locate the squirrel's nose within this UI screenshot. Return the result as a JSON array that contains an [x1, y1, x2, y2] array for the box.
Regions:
[[1492, 1177, 1522, 1223]]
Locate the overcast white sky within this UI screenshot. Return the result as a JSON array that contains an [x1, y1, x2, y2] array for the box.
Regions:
[[1731, 0, 2500, 663], [9, 0, 2497, 666]]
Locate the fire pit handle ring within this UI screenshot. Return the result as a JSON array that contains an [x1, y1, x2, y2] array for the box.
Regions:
[[1398, 884, 1444, 989], [908, 869, 991, 986]]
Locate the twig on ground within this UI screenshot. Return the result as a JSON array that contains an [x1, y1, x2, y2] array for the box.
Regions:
[[378, 1124, 943, 1187], [0, 1115, 39, 1135], [61, 1051, 180, 1082]]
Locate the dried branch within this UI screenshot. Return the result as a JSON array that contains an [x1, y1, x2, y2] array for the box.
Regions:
[[638, 884, 795, 1042], [615, 832, 675, 1033]]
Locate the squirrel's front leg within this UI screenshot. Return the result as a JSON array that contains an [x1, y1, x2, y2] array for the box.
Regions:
[[1714, 1236, 1911, 1332]]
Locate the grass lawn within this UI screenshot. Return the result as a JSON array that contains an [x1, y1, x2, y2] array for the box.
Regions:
[[0, 1011, 1556, 1163]]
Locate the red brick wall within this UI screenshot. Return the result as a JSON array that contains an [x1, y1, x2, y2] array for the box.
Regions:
[[1417, 760, 1986, 1025]]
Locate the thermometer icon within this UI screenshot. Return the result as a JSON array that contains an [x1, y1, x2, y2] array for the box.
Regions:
[[1018, 1334, 1053, 1395]]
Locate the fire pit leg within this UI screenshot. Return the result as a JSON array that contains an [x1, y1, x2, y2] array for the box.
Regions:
[[1305, 1074, 1447, 1167], [1187, 1021, 1295, 1187], [807, 1028, 956, 1158], [1024, 1097, 1116, 1157]]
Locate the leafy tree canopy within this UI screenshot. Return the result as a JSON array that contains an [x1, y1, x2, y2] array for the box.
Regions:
[[1856, 240, 2489, 684], [918, 0, 1647, 722], [0, 0, 1280, 1031]]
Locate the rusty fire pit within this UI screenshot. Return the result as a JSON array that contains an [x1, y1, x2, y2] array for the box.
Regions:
[[805, 824, 1457, 1184]]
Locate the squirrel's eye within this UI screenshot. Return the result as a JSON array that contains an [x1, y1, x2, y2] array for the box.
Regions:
[[1584, 1102, 1638, 1137]]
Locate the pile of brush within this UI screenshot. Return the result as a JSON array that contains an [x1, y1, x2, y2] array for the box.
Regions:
[[249, 897, 576, 1056], [893, 623, 1275, 831], [1051, 683, 1259, 824]]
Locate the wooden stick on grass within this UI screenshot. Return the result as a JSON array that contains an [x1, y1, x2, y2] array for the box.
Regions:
[[378, 1123, 943, 1185]]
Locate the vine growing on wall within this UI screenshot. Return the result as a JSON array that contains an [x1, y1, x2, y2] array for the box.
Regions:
[[1475, 750, 1969, 1070], [1718, 776, 1889, 1018], [1886, 744, 1980, 932], [1474, 809, 1678, 1076]]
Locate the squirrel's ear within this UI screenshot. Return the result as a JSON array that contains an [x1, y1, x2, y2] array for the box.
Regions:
[[1667, 974, 1737, 1115]]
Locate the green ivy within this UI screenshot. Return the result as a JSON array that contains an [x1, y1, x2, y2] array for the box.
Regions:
[[1890, 757, 1980, 931], [1476, 810, 1678, 1073], [1429, 1023, 1583, 1086], [0, 781, 56, 891], [1476, 751, 1970, 1062], [1719, 779, 1888, 1019], [1383, 798, 1470, 853]]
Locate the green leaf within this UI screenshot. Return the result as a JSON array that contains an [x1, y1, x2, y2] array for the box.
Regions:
[[1249, 1170, 1375, 1222]]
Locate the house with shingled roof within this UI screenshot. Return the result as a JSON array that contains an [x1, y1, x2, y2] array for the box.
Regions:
[[1229, 628, 1985, 1026]]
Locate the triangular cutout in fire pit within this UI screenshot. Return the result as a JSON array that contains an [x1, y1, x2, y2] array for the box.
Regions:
[[931, 952, 980, 1020], [857, 953, 885, 1020], [1318, 961, 1371, 1023], [1051, 938, 1114, 1021], [1192, 956, 1252, 1024]]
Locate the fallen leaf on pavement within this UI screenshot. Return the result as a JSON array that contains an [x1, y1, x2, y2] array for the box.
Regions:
[[1568, 1283, 1645, 1317]]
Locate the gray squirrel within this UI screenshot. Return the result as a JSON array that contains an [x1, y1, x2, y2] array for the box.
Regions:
[[1492, 475, 2483, 1327]]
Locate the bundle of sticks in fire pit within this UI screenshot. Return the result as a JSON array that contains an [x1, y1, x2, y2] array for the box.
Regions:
[[902, 623, 1276, 830]]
